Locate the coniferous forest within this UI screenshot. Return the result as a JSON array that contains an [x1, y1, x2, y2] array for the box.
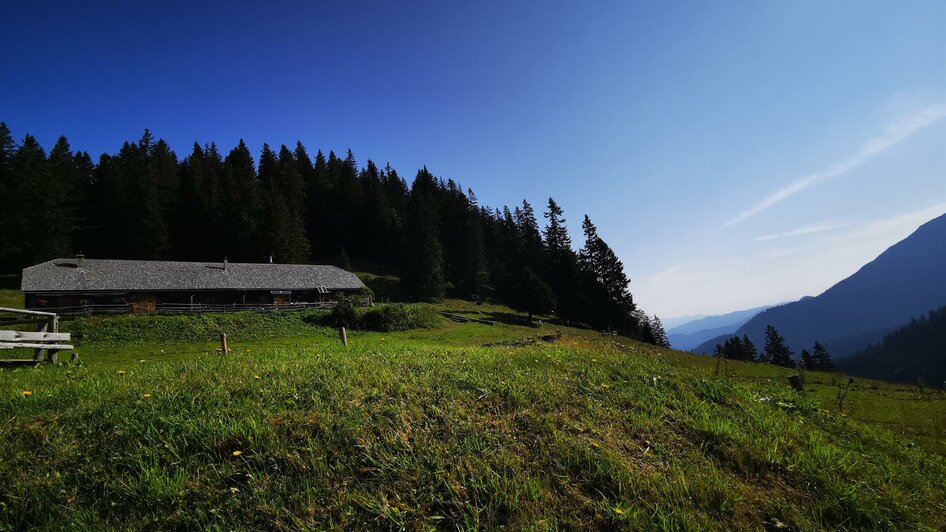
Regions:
[[0, 124, 665, 342], [841, 305, 946, 387]]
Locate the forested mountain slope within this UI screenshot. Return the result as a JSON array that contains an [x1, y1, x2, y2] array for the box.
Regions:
[[840, 305, 946, 387]]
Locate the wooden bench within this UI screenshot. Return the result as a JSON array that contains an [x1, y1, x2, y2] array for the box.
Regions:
[[0, 307, 73, 367]]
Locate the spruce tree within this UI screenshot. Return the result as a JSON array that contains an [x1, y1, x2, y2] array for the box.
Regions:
[[402, 168, 446, 299], [742, 335, 758, 361], [0, 123, 18, 268], [651, 315, 670, 348], [86, 152, 121, 257], [515, 200, 545, 275], [174, 143, 223, 259], [496, 207, 521, 292], [5, 134, 46, 268], [635, 310, 657, 345], [151, 139, 180, 222], [764, 325, 794, 367], [358, 160, 390, 267], [578, 215, 638, 336], [276, 145, 310, 258], [380, 163, 409, 267], [40, 136, 83, 260], [800, 349, 813, 370], [221, 140, 262, 260], [720, 336, 750, 361], [812, 342, 834, 371], [72, 150, 95, 253], [440, 181, 488, 298], [303, 148, 329, 261], [543, 198, 585, 323], [107, 130, 173, 259], [257, 144, 310, 263], [513, 268, 556, 320]]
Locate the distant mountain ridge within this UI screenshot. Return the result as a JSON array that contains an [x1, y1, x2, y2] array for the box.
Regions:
[[668, 304, 773, 351], [695, 212, 946, 358], [662, 314, 709, 330]]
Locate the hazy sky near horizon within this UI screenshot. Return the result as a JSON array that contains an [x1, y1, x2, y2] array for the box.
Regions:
[[2, 1, 944, 317]]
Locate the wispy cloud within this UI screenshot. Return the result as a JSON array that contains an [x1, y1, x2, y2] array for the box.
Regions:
[[754, 220, 855, 242], [639, 201, 946, 317], [647, 260, 744, 289], [722, 103, 946, 227], [760, 201, 946, 259]]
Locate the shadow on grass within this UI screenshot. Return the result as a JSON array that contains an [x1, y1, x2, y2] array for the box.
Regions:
[[442, 308, 552, 328]]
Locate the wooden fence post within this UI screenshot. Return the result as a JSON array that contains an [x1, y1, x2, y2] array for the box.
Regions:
[[33, 317, 49, 361], [788, 374, 804, 392], [339, 327, 348, 346], [220, 333, 229, 355], [48, 315, 59, 363]]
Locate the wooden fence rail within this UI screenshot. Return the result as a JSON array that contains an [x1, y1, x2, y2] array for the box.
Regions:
[[0, 307, 73, 367]]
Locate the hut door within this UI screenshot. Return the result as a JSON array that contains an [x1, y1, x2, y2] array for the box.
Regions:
[[271, 290, 291, 307], [131, 294, 156, 315]]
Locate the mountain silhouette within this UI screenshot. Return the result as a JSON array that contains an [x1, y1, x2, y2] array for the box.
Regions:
[[667, 304, 772, 350], [695, 212, 946, 358]]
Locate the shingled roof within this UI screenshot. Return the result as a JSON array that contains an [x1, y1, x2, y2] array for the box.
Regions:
[[21, 259, 365, 293]]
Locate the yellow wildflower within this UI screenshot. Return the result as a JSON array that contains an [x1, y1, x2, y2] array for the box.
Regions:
[[254, 375, 261, 380], [138, 359, 146, 363], [117, 370, 126, 376], [21, 390, 33, 396], [142, 394, 152, 398], [601, 383, 610, 389], [614, 507, 625, 516], [232, 450, 243, 457], [591, 441, 601, 448], [592, 358, 598, 362]]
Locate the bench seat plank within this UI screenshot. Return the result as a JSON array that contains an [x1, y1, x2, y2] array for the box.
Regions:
[[0, 331, 71, 342], [0, 342, 74, 350]]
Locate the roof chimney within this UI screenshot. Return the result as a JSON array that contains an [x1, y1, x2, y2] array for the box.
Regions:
[[76, 252, 85, 269], [223, 257, 228, 271]]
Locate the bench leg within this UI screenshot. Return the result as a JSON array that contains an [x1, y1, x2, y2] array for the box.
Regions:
[[48, 350, 58, 364], [32, 317, 54, 363]]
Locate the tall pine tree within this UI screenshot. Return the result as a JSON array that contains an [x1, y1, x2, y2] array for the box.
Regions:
[[543, 198, 585, 323], [402, 168, 446, 299], [764, 325, 794, 367]]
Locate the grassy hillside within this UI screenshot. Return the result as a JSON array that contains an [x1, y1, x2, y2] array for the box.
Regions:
[[0, 289, 23, 309], [0, 301, 944, 529]]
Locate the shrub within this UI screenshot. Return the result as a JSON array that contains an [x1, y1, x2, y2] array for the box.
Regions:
[[63, 302, 437, 343], [63, 310, 331, 343], [330, 295, 358, 328]]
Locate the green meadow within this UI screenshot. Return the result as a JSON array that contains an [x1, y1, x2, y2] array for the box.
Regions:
[[0, 294, 944, 529], [0, 289, 23, 309]]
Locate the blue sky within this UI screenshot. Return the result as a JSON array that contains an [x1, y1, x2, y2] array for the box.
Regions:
[[2, 1, 944, 317]]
